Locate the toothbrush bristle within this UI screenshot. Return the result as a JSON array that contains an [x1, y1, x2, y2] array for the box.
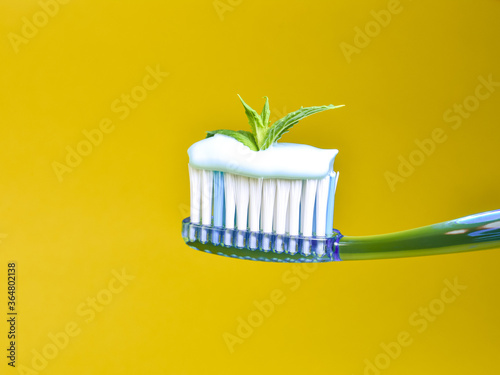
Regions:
[[261, 178, 277, 234], [201, 170, 213, 226], [235, 175, 250, 231], [300, 179, 318, 238], [248, 177, 263, 232], [288, 179, 302, 236], [275, 179, 291, 235], [186, 166, 339, 259], [315, 175, 330, 237], [188, 166, 201, 224], [223, 172, 236, 229]]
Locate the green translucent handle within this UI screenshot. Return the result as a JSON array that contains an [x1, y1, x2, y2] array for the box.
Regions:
[[339, 209, 500, 260]]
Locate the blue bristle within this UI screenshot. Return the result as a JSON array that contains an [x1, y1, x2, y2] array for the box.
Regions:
[[325, 172, 338, 236], [312, 196, 317, 235], [212, 172, 224, 245], [298, 197, 301, 232], [213, 171, 224, 227]]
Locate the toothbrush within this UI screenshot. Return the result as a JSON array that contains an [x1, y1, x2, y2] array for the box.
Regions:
[[182, 209, 500, 262], [181, 96, 500, 262]]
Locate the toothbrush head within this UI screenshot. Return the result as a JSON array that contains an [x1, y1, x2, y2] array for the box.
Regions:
[[182, 218, 343, 263]]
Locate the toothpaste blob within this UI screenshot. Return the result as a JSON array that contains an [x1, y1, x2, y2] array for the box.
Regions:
[[188, 134, 338, 179]]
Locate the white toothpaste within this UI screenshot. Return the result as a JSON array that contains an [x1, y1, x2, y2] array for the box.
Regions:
[[188, 134, 338, 179]]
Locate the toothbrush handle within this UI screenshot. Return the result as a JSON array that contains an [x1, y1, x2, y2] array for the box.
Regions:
[[338, 209, 500, 260]]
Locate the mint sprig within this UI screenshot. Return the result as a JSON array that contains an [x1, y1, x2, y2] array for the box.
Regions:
[[237, 95, 267, 148], [260, 96, 270, 128], [259, 105, 341, 150], [206, 129, 258, 151], [206, 96, 344, 151]]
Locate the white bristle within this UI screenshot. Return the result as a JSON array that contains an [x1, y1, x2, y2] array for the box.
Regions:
[[261, 179, 277, 233], [274, 179, 291, 235], [288, 180, 302, 236], [201, 170, 213, 226], [261, 179, 276, 251], [248, 177, 263, 232], [224, 173, 236, 229], [235, 175, 250, 247], [314, 175, 330, 257], [288, 179, 303, 254], [300, 179, 318, 236], [314, 175, 330, 237], [188, 166, 201, 224], [300, 179, 318, 255], [274, 179, 291, 253], [235, 175, 250, 230]]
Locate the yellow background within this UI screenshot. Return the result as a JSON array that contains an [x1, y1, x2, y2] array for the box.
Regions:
[[1, 0, 500, 374]]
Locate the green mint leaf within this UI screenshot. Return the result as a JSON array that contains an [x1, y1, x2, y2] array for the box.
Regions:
[[206, 129, 258, 151], [260, 96, 270, 127], [260, 104, 344, 150], [238, 95, 267, 149]]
